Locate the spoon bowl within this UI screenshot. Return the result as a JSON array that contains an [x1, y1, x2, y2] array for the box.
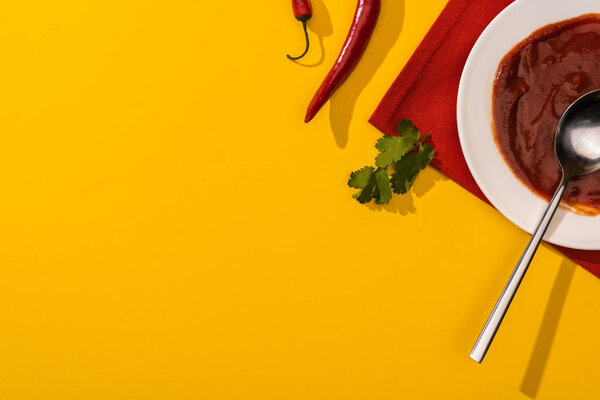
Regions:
[[556, 90, 600, 180]]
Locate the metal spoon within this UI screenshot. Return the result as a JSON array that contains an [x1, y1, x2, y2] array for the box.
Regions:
[[470, 89, 600, 363]]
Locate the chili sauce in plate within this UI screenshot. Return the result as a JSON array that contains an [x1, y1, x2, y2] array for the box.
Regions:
[[493, 14, 600, 215]]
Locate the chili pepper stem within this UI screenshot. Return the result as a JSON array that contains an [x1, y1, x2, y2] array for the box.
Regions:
[[287, 20, 310, 61]]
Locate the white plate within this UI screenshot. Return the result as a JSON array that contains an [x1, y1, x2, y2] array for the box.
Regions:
[[457, 0, 600, 250]]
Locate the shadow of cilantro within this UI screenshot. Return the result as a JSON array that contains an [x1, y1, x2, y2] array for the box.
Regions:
[[363, 167, 446, 215]]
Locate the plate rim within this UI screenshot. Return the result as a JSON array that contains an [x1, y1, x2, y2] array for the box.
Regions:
[[456, 0, 600, 250]]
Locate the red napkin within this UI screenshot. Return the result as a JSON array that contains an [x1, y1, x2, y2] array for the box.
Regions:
[[370, 0, 600, 278]]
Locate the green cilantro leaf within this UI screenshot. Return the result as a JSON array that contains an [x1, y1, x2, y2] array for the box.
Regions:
[[391, 144, 435, 194], [374, 135, 418, 168], [374, 120, 423, 168], [355, 174, 377, 203], [348, 166, 377, 203], [396, 119, 421, 141], [348, 166, 374, 189], [417, 143, 435, 168], [374, 167, 392, 204], [348, 119, 435, 205]]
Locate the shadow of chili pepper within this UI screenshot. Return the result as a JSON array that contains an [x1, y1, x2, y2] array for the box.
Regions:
[[328, 0, 405, 148]]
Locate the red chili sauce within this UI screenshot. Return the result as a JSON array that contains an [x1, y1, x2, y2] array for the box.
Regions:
[[493, 14, 600, 216]]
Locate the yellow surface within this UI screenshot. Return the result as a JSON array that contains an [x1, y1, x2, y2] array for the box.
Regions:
[[1, 0, 599, 398]]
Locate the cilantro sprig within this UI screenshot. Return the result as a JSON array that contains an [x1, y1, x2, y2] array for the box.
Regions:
[[348, 120, 435, 204]]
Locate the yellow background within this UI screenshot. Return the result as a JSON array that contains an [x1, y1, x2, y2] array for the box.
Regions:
[[1, 0, 599, 398]]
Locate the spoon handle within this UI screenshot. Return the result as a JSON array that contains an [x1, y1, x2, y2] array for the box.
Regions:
[[470, 179, 569, 363]]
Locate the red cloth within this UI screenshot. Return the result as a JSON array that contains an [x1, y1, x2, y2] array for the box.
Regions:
[[369, 0, 600, 278]]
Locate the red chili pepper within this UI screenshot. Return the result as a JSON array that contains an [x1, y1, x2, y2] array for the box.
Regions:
[[305, 0, 381, 123], [287, 0, 313, 61]]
